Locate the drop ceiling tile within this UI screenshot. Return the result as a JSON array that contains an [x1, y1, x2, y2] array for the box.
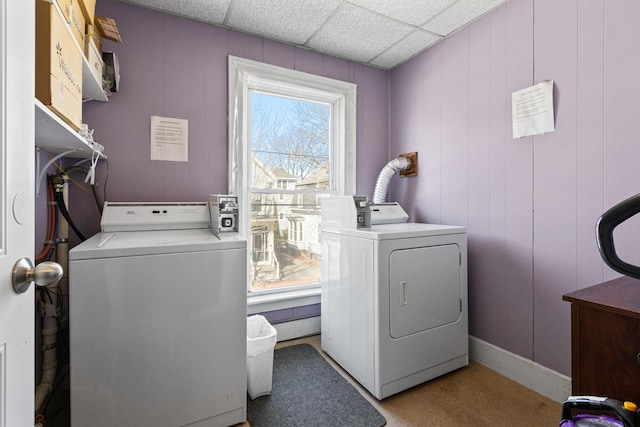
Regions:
[[348, 0, 458, 27], [422, 0, 506, 36], [306, 3, 415, 63], [122, 0, 509, 69], [369, 29, 441, 69], [225, 0, 342, 45], [123, 0, 231, 24]]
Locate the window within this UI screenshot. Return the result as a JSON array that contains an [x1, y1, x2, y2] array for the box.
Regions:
[[252, 231, 270, 263], [228, 56, 356, 294]]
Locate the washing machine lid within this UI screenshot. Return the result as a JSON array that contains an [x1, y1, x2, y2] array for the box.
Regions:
[[69, 228, 246, 260], [324, 222, 466, 240]]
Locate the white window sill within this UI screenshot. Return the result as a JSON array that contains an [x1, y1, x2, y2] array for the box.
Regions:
[[247, 287, 321, 315]]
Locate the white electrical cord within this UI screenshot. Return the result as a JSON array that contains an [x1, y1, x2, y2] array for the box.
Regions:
[[84, 149, 100, 185]]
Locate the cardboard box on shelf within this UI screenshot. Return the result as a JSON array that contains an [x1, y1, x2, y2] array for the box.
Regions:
[[69, 0, 86, 47], [78, 0, 96, 25], [36, 0, 83, 131], [95, 16, 122, 43], [54, 0, 72, 23], [85, 23, 102, 52], [84, 37, 104, 87]]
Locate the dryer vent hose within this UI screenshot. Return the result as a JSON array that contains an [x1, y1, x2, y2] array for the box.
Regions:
[[372, 156, 412, 204]]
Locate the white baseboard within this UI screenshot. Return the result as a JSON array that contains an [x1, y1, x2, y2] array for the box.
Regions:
[[274, 316, 321, 342], [469, 336, 571, 403], [274, 323, 571, 403]]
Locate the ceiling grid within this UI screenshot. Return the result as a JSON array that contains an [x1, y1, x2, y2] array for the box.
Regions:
[[122, 0, 508, 69]]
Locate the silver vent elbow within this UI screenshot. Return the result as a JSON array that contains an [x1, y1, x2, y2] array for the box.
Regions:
[[372, 156, 411, 204]]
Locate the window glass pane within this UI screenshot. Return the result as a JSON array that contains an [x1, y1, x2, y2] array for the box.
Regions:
[[249, 194, 326, 291], [248, 91, 332, 292], [251, 92, 330, 190]]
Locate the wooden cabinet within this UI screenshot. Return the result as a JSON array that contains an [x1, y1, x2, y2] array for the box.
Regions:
[[563, 276, 640, 404]]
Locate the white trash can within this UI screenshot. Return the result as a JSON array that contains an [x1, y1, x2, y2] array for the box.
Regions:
[[246, 315, 277, 399]]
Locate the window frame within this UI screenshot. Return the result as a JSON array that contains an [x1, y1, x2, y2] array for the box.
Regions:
[[228, 56, 356, 296]]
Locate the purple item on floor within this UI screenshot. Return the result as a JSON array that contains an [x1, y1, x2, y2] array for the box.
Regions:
[[560, 414, 625, 427], [560, 396, 638, 427]]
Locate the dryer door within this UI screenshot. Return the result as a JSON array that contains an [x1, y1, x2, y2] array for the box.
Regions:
[[389, 243, 461, 338]]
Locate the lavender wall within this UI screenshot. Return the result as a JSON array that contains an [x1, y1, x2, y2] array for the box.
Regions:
[[390, 0, 640, 375], [63, 0, 389, 242], [40, 0, 640, 379]]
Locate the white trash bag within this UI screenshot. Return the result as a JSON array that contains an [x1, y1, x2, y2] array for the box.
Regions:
[[246, 315, 277, 399]]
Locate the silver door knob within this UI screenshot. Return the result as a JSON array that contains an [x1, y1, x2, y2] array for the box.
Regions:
[[12, 258, 63, 294]]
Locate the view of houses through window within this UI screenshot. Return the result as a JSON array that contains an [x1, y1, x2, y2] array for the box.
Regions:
[[249, 92, 331, 292]]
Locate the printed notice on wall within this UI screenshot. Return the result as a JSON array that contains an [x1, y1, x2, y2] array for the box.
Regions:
[[150, 115, 188, 162], [512, 80, 554, 139]]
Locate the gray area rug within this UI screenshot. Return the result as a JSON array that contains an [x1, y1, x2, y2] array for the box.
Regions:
[[247, 344, 386, 427]]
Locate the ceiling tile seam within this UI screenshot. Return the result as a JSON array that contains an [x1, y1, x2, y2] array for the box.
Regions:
[[222, 0, 235, 27], [347, 3, 441, 33], [301, 2, 346, 47], [368, 28, 443, 66], [368, 34, 416, 65], [304, 2, 439, 57], [354, 7, 440, 63], [344, 0, 452, 31], [364, 25, 443, 64], [418, 0, 467, 36]]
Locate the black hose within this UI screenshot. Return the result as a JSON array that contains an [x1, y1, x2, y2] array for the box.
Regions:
[[90, 182, 104, 215], [62, 166, 104, 214], [53, 190, 86, 241]]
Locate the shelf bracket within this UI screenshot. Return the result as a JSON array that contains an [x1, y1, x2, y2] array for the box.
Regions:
[[36, 147, 79, 196]]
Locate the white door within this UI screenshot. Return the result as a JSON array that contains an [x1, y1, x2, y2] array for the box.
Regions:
[[1, 0, 36, 426]]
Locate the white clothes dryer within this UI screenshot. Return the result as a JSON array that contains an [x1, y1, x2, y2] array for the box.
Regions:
[[321, 220, 468, 400], [69, 202, 247, 427]]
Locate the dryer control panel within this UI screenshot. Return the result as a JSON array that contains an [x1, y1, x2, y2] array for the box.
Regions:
[[322, 195, 409, 229]]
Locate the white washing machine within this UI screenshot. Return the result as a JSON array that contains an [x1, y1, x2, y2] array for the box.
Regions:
[[69, 202, 247, 427], [321, 197, 468, 399]]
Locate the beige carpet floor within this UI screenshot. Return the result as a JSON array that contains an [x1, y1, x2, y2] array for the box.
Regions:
[[243, 335, 561, 427]]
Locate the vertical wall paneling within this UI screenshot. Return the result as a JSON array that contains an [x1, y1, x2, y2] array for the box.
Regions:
[[183, 20, 210, 201], [322, 56, 353, 85], [486, 5, 509, 349], [602, 1, 640, 281], [532, 0, 578, 373], [390, 0, 640, 376], [356, 65, 389, 199], [161, 13, 191, 200], [262, 39, 295, 69], [293, 47, 324, 76], [354, 63, 366, 196], [387, 57, 417, 214], [203, 24, 229, 194], [388, 48, 442, 222], [119, 5, 165, 201], [503, 0, 534, 359], [439, 30, 469, 228], [415, 46, 443, 224], [466, 14, 492, 341], [576, 1, 605, 288], [227, 30, 263, 62]]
